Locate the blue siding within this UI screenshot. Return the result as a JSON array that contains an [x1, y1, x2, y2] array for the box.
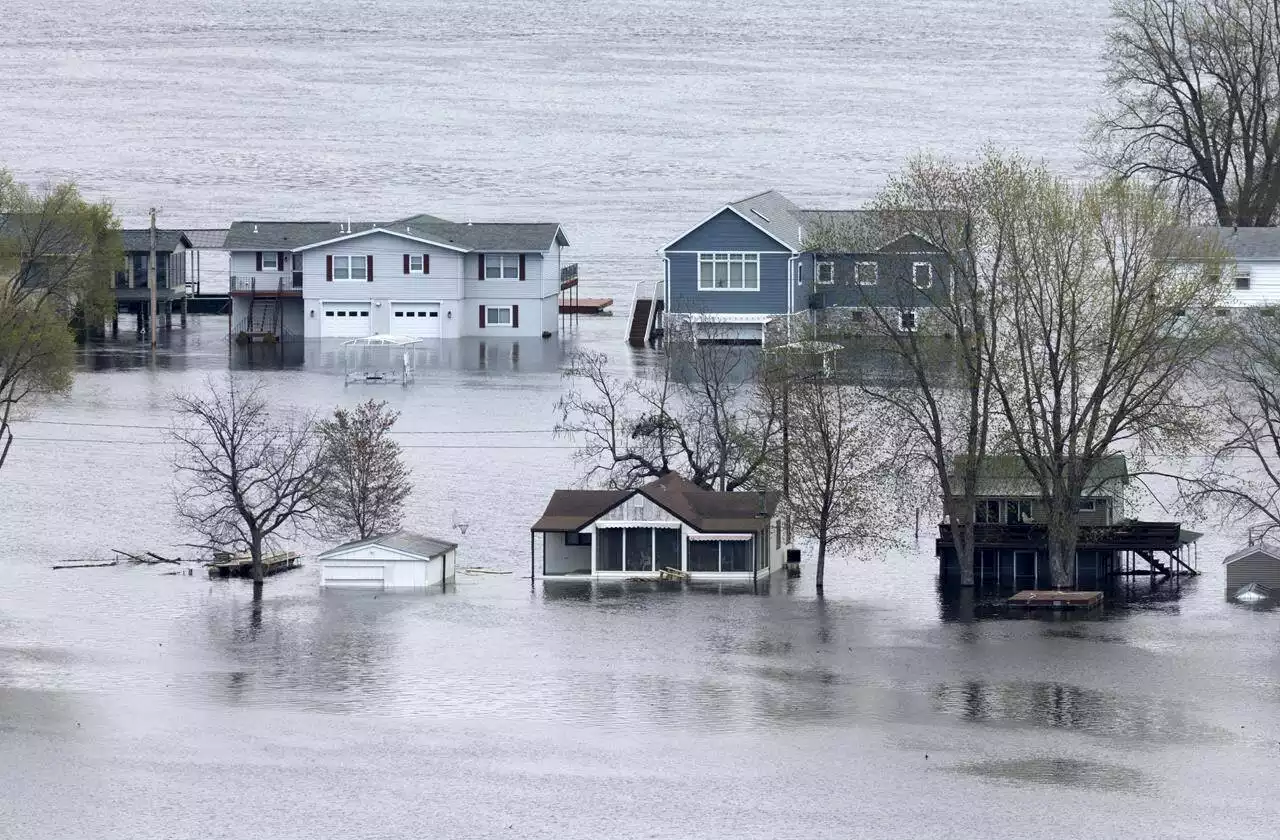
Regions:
[[666, 208, 792, 253], [667, 252, 791, 314], [808, 252, 953, 310]]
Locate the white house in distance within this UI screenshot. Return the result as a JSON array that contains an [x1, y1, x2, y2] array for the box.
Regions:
[[319, 531, 458, 590], [1182, 227, 1280, 308], [530, 472, 789, 581], [222, 214, 569, 340]]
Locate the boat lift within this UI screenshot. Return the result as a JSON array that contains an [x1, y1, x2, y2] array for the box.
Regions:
[[342, 334, 422, 385]]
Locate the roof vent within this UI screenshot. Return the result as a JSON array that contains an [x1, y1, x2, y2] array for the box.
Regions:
[[751, 209, 772, 223], [253, 223, 258, 234]]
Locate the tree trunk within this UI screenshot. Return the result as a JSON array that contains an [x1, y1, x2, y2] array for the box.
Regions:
[[1047, 533, 1076, 589], [250, 535, 265, 601], [954, 519, 976, 587], [815, 538, 827, 593]]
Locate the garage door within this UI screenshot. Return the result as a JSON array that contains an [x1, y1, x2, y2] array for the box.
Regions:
[[322, 563, 385, 588], [321, 303, 371, 338], [390, 303, 441, 338]]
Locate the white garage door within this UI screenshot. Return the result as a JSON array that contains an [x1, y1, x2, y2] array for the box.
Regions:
[[322, 563, 385, 588], [322, 303, 371, 338], [390, 303, 441, 338]]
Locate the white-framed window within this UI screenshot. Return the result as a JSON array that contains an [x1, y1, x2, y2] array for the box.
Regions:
[[485, 254, 520, 280], [262, 252, 278, 270], [817, 261, 834, 285], [1235, 268, 1251, 290], [855, 262, 878, 285], [898, 310, 918, 332], [913, 262, 933, 289], [698, 252, 759, 291], [332, 255, 367, 281], [486, 306, 513, 326], [410, 255, 425, 274]]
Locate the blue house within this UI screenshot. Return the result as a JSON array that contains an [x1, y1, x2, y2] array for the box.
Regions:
[[648, 190, 953, 344]]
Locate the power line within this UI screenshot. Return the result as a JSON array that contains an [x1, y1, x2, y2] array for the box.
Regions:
[[8, 418, 557, 435], [12, 436, 576, 450]]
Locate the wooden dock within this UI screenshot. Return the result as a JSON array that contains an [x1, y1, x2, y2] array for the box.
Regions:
[[1008, 590, 1104, 610], [207, 551, 301, 579], [560, 297, 612, 315]]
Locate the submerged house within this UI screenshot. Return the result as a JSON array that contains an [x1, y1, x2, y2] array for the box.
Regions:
[[936, 455, 1200, 589], [530, 472, 788, 580], [113, 229, 192, 330], [222, 215, 569, 341], [1223, 543, 1280, 598], [646, 190, 953, 344], [318, 531, 458, 590]]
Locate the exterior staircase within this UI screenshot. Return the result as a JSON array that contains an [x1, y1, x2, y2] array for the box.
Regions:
[[250, 298, 278, 335], [625, 279, 664, 347]]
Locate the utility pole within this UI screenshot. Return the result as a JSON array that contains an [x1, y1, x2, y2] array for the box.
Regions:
[[149, 208, 158, 351]]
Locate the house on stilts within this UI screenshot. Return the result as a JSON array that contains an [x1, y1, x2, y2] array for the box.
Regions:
[[936, 455, 1201, 590]]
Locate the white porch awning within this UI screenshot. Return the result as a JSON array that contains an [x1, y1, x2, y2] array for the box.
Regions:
[[686, 533, 752, 541]]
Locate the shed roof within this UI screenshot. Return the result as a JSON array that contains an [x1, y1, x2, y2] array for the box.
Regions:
[[1223, 542, 1280, 565], [318, 530, 458, 560], [531, 472, 779, 533], [120, 229, 191, 253]]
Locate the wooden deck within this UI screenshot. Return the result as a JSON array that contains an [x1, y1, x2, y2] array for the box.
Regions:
[[207, 551, 302, 579], [1008, 590, 1104, 609], [560, 297, 613, 315]]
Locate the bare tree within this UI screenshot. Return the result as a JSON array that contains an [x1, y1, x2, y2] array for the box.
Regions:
[[1099, 0, 1280, 226], [0, 172, 120, 470], [804, 150, 1023, 586], [554, 323, 784, 490], [769, 357, 915, 591], [171, 376, 324, 599], [988, 171, 1226, 586], [315, 399, 412, 540], [1163, 312, 1280, 537]]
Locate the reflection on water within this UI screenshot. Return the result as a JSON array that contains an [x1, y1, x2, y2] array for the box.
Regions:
[[952, 757, 1150, 792]]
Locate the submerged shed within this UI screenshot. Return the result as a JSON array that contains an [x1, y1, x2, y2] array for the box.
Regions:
[[319, 531, 457, 590], [1224, 543, 1280, 595]]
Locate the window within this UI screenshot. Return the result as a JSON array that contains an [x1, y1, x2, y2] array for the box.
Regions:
[[975, 500, 1001, 523], [913, 262, 933, 289], [687, 540, 720, 572], [262, 252, 278, 270], [817, 261, 834, 285], [654, 529, 680, 570], [565, 531, 592, 547], [855, 262, 878, 285], [485, 254, 520, 279], [1078, 499, 1097, 512], [486, 306, 513, 326], [332, 255, 367, 281], [597, 529, 624, 571], [410, 255, 425, 274], [1235, 269, 1251, 290], [698, 253, 760, 291], [685, 538, 753, 572], [898, 310, 918, 332], [1004, 500, 1033, 525]]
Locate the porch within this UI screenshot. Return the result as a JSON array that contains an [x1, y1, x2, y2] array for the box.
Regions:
[[530, 525, 768, 580]]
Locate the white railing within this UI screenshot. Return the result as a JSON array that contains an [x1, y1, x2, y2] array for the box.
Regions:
[[623, 278, 663, 343]]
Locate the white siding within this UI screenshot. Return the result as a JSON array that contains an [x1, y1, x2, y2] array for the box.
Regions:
[[1225, 260, 1280, 307], [320, 543, 454, 589], [542, 532, 592, 575], [597, 494, 680, 524], [542, 241, 563, 297], [229, 249, 292, 290], [300, 232, 466, 301]]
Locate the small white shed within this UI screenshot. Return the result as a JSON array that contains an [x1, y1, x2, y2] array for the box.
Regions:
[[319, 531, 458, 590]]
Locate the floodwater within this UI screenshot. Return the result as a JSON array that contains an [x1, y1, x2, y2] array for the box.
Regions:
[[3, 2, 1280, 838]]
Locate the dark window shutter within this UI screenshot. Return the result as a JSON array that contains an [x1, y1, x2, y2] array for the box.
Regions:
[[326, 255, 333, 282], [366, 254, 374, 282], [519, 254, 526, 281], [277, 251, 285, 270], [403, 254, 410, 274], [256, 251, 263, 271], [478, 306, 486, 328], [512, 305, 519, 328], [478, 254, 485, 280], [423, 254, 430, 274]]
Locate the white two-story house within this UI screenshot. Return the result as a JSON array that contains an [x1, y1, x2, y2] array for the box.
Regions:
[[223, 214, 569, 340], [1181, 226, 1280, 309]]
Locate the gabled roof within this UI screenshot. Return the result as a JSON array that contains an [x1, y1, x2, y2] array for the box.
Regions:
[[120, 229, 192, 253], [224, 221, 371, 250], [1223, 542, 1280, 565], [801, 210, 957, 253], [292, 226, 470, 253], [222, 216, 567, 253], [183, 228, 231, 249], [531, 472, 779, 533], [1179, 226, 1280, 262], [727, 190, 805, 250], [318, 530, 458, 560], [947, 454, 1129, 498]]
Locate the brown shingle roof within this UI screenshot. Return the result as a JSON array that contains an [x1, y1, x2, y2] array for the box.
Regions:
[[531, 473, 779, 533]]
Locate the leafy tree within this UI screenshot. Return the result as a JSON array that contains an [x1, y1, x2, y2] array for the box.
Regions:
[[0, 171, 120, 469], [315, 399, 412, 540], [1100, 0, 1280, 225]]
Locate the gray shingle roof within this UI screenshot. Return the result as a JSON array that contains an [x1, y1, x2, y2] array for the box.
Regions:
[[1223, 542, 1280, 565], [183, 228, 230, 249], [222, 216, 568, 253], [531, 472, 778, 533], [728, 190, 804, 250], [948, 454, 1130, 498], [120, 229, 191, 253], [1180, 226, 1280, 261], [320, 530, 458, 560]]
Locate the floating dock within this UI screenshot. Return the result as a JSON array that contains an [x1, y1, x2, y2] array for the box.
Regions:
[[560, 297, 612, 315], [1008, 590, 1104, 610], [207, 551, 302, 579]]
